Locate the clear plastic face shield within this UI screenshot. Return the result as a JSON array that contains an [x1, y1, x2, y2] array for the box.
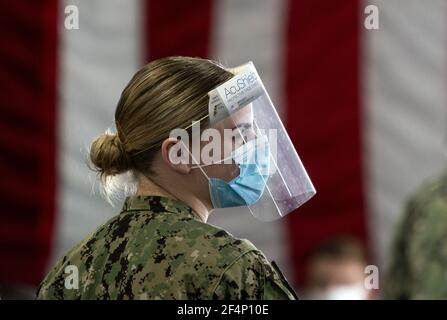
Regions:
[[173, 62, 316, 221]]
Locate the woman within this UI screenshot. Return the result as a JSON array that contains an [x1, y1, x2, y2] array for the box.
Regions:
[[37, 56, 299, 300]]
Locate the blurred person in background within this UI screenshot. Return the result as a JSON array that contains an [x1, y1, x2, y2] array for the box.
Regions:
[[384, 171, 447, 299], [304, 237, 372, 300]]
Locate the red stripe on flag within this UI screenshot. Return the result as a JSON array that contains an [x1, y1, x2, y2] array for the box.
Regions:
[[145, 0, 214, 61], [284, 0, 368, 285], [0, 0, 58, 285]]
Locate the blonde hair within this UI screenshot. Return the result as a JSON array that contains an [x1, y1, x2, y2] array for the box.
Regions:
[[89, 56, 233, 203]]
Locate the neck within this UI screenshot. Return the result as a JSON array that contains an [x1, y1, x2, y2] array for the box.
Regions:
[[136, 174, 210, 222]]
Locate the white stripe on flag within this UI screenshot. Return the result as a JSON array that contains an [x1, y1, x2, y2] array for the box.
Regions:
[[54, 0, 143, 262], [363, 0, 447, 267]]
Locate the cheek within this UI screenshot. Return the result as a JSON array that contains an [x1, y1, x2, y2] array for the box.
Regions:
[[207, 164, 239, 181]]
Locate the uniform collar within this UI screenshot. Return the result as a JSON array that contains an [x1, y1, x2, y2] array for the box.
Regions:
[[121, 195, 202, 222]]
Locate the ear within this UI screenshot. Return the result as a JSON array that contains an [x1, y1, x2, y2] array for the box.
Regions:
[[161, 137, 191, 174]]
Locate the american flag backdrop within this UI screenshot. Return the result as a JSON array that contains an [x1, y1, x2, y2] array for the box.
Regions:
[[0, 0, 446, 294]]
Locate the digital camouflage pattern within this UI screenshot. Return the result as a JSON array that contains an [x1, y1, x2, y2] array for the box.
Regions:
[[385, 173, 447, 299], [37, 195, 298, 300]]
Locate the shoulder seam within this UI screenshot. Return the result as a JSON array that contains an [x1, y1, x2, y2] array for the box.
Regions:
[[209, 249, 261, 298]]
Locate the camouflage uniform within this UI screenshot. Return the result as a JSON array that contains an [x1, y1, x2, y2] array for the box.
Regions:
[[37, 195, 298, 300], [384, 173, 447, 299]]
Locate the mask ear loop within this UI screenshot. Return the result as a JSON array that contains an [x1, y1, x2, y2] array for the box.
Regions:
[[190, 155, 233, 169]]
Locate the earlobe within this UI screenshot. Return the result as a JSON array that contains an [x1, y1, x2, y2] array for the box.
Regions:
[[161, 138, 191, 174]]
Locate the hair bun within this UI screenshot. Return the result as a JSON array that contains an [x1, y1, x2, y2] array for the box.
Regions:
[[89, 132, 132, 178]]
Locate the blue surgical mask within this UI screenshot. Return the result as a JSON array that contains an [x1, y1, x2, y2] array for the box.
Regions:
[[203, 136, 271, 208]]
